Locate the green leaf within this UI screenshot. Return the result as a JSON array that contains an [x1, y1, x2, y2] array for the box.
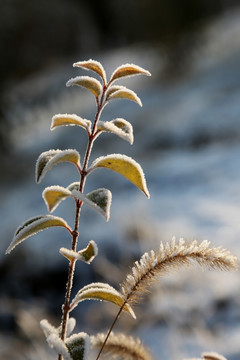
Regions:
[[73, 59, 107, 84], [110, 63, 151, 83], [6, 215, 71, 254], [60, 240, 98, 264], [66, 332, 90, 360], [51, 114, 91, 133], [90, 154, 150, 198], [98, 118, 134, 144], [72, 188, 112, 221], [70, 282, 136, 318], [107, 87, 142, 107], [66, 76, 102, 97], [42, 185, 72, 212], [36, 149, 81, 183]]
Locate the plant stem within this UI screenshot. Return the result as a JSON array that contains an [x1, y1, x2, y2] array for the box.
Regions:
[[58, 90, 107, 359], [95, 301, 127, 360]]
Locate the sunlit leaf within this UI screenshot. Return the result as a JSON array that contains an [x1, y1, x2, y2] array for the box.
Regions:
[[98, 118, 133, 144], [6, 215, 71, 254], [60, 240, 98, 264], [42, 185, 72, 212], [51, 114, 91, 133], [110, 63, 151, 83], [72, 188, 112, 221], [105, 85, 126, 98], [70, 282, 136, 318], [90, 154, 150, 198], [36, 149, 81, 183], [73, 59, 107, 84], [107, 87, 142, 106], [78, 240, 98, 263], [66, 332, 90, 360], [66, 76, 102, 97]]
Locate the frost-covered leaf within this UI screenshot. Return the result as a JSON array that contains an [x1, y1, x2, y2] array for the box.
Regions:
[[47, 334, 71, 360], [73, 59, 107, 84], [70, 282, 136, 318], [6, 215, 71, 254], [67, 182, 80, 192], [36, 149, 81, 183], [105, 85, 126, 98], [78, 240, 98, 263], [43, 185, 72, 212], [40, 319, 58, 339], [51, 114, 91, 133], [107, 88, 142, 106], [66, 332, 90, 360], [65, 318, 76, 337], [66, 76, 102, 97], [90, 154, 150, 198], [202, 352, 227, 360], [60, 240, 98, 264], [110, 63, 151, 83], [98, 118, 134, 144], [72, 188, 112, 221]]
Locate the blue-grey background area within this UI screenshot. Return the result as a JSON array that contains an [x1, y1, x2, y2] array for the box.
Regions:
[[0, 1, 240, 359]]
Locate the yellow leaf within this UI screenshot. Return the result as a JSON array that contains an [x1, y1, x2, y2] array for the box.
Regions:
[[6, 215, 71, 254], [90, 154, 150, 198], [66, 76, 102, 97], [107, 88, 142, 107], [73, 59, 107, 84], [110, 63, 151, 83], [70, 282, 136, 318], [60, 240, 98, 264], [51, 114, 91, 132], [42, 186, 72, 212]]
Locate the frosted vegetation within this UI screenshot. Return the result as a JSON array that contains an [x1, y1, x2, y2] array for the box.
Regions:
[[4, 54, 239, 360]]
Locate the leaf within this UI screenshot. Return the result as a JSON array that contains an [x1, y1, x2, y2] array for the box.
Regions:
[[47, 334, 71, 360], [73, 59, 107, 84], [66, 332, 90, 360], [36, 149, 81, 183], [90, 154, 150, 198], [67, 181, 80, 192], [110, 63, 151, 83], [105, 85, 126, 98], [98, 119, 134, 144], [72, 188, 112, 221], [66, 76, 102, 97], [107, 87, 142, 106], [60, 240, 98, 264], [42, 185, 73, 212], [70, 282, 136, 318], [6, 215, 71, 254], [51, 114, 91, 133], [41, 318, 76, 339]]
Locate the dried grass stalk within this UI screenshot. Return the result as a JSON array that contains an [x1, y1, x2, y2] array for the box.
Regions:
[[91, 332, 154, 360], [121, 238, 238, 305]]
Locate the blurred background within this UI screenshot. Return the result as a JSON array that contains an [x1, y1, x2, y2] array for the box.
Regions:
[[1, 0, 240, 359]]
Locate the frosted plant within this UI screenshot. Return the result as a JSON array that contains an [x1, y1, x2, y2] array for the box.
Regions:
[[185, 352, 227, 360], [5, 59, 238, 360]]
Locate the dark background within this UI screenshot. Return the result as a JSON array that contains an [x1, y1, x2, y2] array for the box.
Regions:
[[0, 0, 239, 150]]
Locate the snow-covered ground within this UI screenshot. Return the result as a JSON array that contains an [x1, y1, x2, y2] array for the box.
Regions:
[[1, 7, 240, 360]]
